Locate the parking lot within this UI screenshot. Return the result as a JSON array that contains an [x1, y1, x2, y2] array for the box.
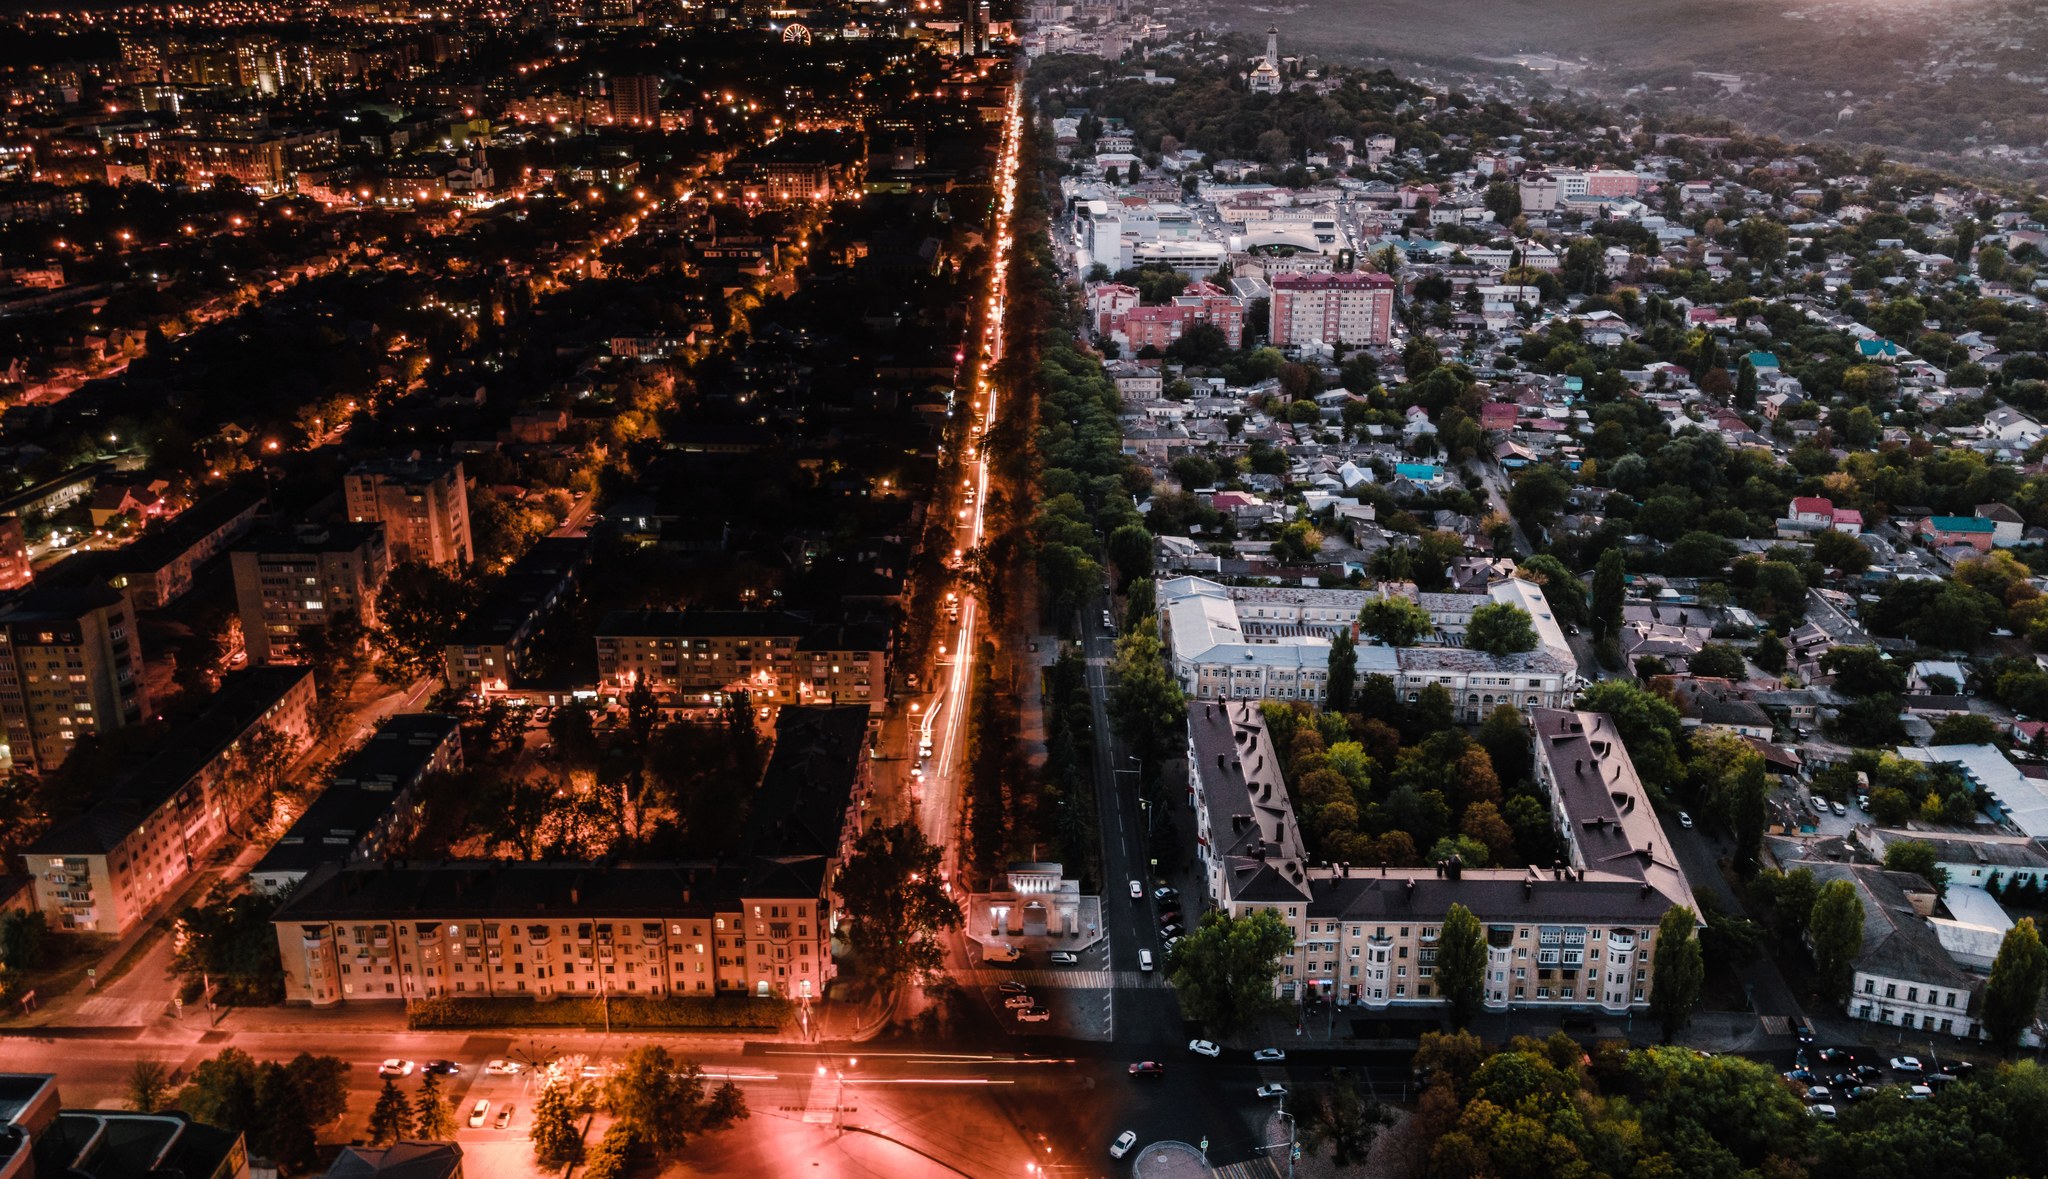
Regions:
[[971, 938, 1126, 1042]]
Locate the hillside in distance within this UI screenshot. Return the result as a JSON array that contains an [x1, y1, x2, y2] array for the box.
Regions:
[[1200, 0, 2048, 178]]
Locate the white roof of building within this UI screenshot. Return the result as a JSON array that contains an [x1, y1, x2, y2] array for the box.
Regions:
[[1897, 743, 2045, 835]]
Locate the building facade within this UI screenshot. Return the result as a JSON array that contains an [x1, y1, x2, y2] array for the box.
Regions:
[[343, 457, 472, 570], [230, 524, 390, 666], [1270, 271, 1396, 348], [0, 580, 149, 775], [250, 714, 464, 894], [594, 611, 889, 713], [441, 538, 590, 694]]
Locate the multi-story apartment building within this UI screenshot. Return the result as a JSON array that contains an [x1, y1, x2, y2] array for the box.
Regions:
[[230, 523, 389, 666], [605, 74, 661, 125], [69, 485, 266, 610], [441, 537, 590, 694], [271, 705, 871, 1006], [1157, 576, 1576, 718], [0, 580, 149, 775], [0, 516, 31, 592], [343, 456, 472, 570], [593, 611, 889, 713], [1796, 861, 1981, 1039], [22, 667, 316, 935], [1187, 701, 1696, 1010], [1270, 270, 1396, 348], [250, 714, 463, 895]]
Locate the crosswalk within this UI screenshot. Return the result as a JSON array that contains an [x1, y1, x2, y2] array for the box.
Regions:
[[801, 1072, 842, 1124], [73, 997, 161, 1026], [969, 969, 1155, 989], [1212, 1157, 1285, 1178]]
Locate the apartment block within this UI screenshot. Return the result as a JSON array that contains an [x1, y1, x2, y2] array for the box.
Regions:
[[1185, 701, 1695, 1009], [0, 580, 149, 776], [343, 456, 472, 570], [250, 713, 463, 894], [22, 667, 316, 935], [1157, 575, 1576, 718], [593, 610, 889, 713], [65, 485, 266, 610], [1270, 270, 1395, 348], [441, 537, 590, 694], [0, 516, 31, 592], [270, 705, 870, 1006], [230, 523, 389, 666]]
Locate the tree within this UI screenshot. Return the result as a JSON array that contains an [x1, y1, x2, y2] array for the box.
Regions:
[[413, 1071, 455, 1140], [1467, 602, 1536, 656], [174, 1048, 261, 1137], [256, 1060, 319, 1173], [582, 1124, 635, 1179], [1516, 554, 1584, 627], [835, 821, 961, 986], [370, 561, 467, 683], [1822, 645, 1905, 696], [1649, 906, 1703, 1042], [603, 1046, 747, 1157], [529, 1080, 581, 1167], [1689, 642, 1747, 681], [1752, 630, 1788, 674], [1576, 680, 1685, 796], [1327, 630, 1358, 713], [1167, 908, 1295, 1032], [1882, 839, 1950, 897], [1108, 629, 1187, 764], [1359, 594, 1434, 647], [1106, 523, 1153, 591], [1983, 917, 2048, 1054], [172, 884, 286, 1006], [1592, 549, 1626, 641], [368, 1079, 413, 1146], [127, 1060, 172, 1113], [0, 909, 48, 972], [1735, 357, 1758, 410], [1809, 879, 1866, 1005], [1811, 527, 1872, 574], [1436, 903, 1487, 1028]]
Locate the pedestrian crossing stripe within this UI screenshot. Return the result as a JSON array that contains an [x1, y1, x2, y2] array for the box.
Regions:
[[74, 997, 160, 1026], [970, 969, 1157, 988]]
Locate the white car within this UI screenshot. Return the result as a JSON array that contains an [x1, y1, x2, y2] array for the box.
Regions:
[[377, 1059, 415, 1078], [1253, 1048, 1287, 1063], [1129, 880, 1144, 899], [1677, 811, 1694, 829], [482, 1059, 523, 1076], [1110, 1130, 1137, 1159], [1256, 1084, 1289, 1099], [1188, 1039, 1221, 1058], [467, 1099, 490, 1128], [1807, 1103, 1838, 1121]]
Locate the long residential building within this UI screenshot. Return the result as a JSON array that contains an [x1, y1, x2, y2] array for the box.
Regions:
[[0, 580, 149, 775], [270, 705, 871, 1006], [1186, 700, 1695, 1010], [1157, 575, 1576, 719], [593, 610, 889, 713], [249, 714, 463, 895], [1270, 270, 1396, 348], [22, 667, 316, 935], [441, 537, 590, 694]]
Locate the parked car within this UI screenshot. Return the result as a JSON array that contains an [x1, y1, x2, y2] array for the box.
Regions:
[[1162, 936, 1182, 956], [1159, 922, 1185, 939], [493, 1106, 513, 1130], [1256, 1084, 1288, 1099], [482, 1059, 523, 1076], [1832, 800, 1847, 816], [1128, 1061, 1165, 1077], [1050, 951, 1079, 965], [1843, 1086, 1876, 1102], [1677, 811, 1694, 829], [467, 1100, 490, 1128], [377, 1060, 415, 1078], [998, 980, 1029, 994], [1154, 886, 1179, 903], [1854, 1064, 1883, 1083], [1783, 1070, 1816, 1085], [1253, 1049, 1287, 1063], [1807, 1104, 1838, 1122], [1110, 1131, 1137, 1159], [1890, 1056, 1925, 1074], [1188, 1040, 1221, 1058], [1905, 1084, 1934, 1100], [1004, 994, 1035, 1009], [1016, 1007, 1051, 1023], [1804, 1085, 1833, 1104]]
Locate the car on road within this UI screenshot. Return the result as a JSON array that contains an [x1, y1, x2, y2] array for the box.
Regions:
[[1677, 811, 1693, 829], [1016, 1007, 1051, 1022], [423, 1060, 460, 1075], [377, 1060, 415, 1078], [1130, 880, 1143, 899], [494, 1106, 514, 1130], [1128, 1062, 1165, 1077], [1256, 1084, 1288, 1099], [998, 981, 1029, 994], [1825, 1072, 1854, 1089], [1832, 800, 1847, 816], [483, 1059, 523, 1076], [1854, 1064, 1883, 1083], [1253, 1049, 1287, 1063], [1817, 1048, 1855, 1064], [467, 1100, 490, 1128], [1050, 951, 1079, 965], [1188, 1040, 1221, 1058], [1890, 1056, 1925, 1074], [1102, 611, 1116, 632], [1004, 995, 1035, 1009], [1110, 1130, 1137, 1159]]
